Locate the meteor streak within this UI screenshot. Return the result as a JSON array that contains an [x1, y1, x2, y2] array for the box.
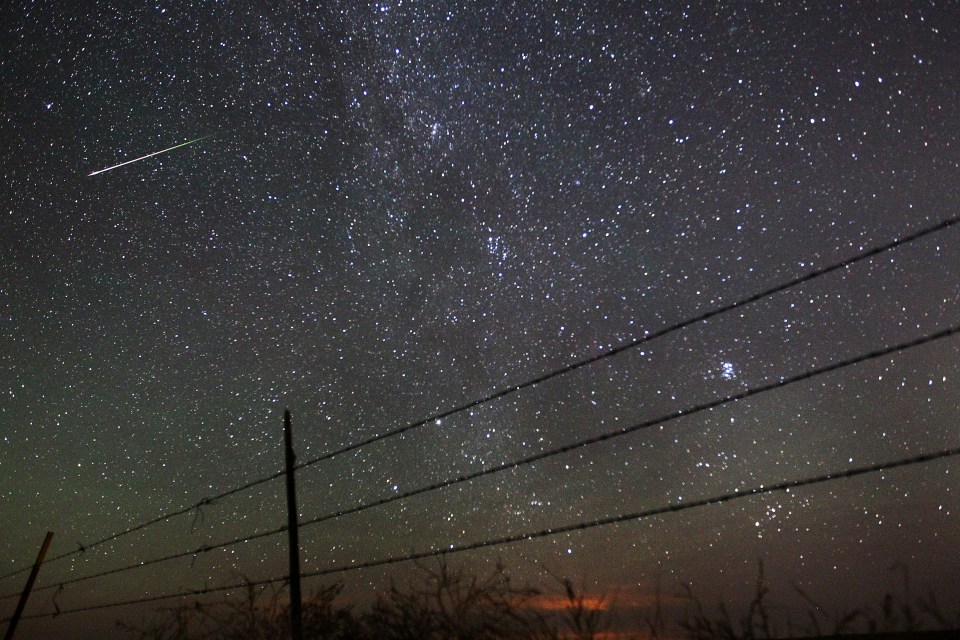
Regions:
[[87, 133, 217, 176]]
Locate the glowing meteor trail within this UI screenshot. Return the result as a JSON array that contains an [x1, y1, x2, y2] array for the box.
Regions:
[[87, 133, 216, 176]]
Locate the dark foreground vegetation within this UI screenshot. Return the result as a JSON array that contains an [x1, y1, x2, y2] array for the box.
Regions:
[[118, 562, 958, 640]]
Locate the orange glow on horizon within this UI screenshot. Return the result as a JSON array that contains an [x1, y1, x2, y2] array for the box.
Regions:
[[525, 592, 611, 611]]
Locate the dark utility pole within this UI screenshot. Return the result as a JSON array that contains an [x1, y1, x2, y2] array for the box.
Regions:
[[4, 531, 54, 640], [284, 409, 303, 640]]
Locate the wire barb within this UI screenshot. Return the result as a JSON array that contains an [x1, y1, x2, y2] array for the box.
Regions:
[[190, 505, 205, 533], [51, 584, 63, 616]]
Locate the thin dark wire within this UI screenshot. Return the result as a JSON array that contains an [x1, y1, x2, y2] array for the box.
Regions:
[[9, 576, 279, 620], [12, 445, 960, 621], [8, 322, 958, 601], [290, 215, 960, 474], [295, 324, 960, 529], [0, 470, 286, 583], [0, 524, 290, 601], [2, 214, 955, 583], [300, 445, 960, 578]]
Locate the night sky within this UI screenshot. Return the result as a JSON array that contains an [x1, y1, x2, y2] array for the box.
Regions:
[[2, 2, 960, 638]]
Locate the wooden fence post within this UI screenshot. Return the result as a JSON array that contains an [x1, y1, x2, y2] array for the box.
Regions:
[[3, 531, 54, 640], [284, 409, 303, 640]]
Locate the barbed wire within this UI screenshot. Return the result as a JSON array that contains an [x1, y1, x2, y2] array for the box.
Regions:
[[7, 211, 950, 583], [287, 215, 960, 476], [10, 444, 959, 622], [6, 321, 957, 602], [0, 470, 287, 583]]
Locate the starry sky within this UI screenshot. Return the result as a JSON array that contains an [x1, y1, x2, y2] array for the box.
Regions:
[[2, 2, 960, 638]]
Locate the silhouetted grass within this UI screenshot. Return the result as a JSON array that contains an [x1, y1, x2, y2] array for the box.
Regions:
[[117, 561, 958, 640], [674, 561, 958, 640]]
